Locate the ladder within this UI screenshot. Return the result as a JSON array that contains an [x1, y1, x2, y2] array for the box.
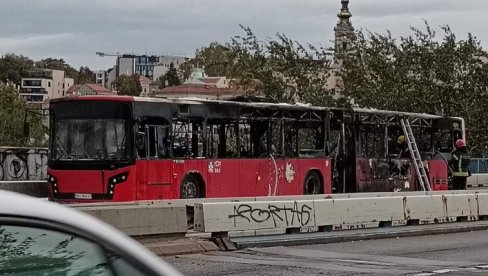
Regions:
[[400, 118, 431, 191]]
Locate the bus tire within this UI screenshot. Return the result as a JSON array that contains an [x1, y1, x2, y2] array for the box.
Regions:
[[180, 174, 203, 199], [304, 171, 323, 195]]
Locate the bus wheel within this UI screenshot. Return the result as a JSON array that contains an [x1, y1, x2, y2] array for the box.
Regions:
[[304, 171, 322, 195], [180, 174, 202, 199]]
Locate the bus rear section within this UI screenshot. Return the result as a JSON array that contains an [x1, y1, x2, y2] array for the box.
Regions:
[[347, 113, 464, 192], [47, 97, 138, 202]]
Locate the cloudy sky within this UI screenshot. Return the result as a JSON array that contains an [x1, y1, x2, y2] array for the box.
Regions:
[[1, 0, 487, 70]]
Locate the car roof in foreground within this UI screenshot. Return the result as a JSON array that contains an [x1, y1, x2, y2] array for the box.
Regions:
[[0, 190, 181, 276]]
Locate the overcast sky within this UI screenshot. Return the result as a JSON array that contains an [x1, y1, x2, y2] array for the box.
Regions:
[[1, 0, 487, 71]]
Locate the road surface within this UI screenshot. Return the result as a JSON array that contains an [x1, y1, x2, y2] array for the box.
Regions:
[[165, 229, 488, 275]]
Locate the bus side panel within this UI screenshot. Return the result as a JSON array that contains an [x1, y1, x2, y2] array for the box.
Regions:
[[243, 158, 332, 196], [428, 160, 449, 190], [135, 160, 176, 200], [202, 159, 241, 198], [239, 159, 263, 197], [356, 158, 416, 192], [295, 158, 332, 195], [170, 159, 211, 198]]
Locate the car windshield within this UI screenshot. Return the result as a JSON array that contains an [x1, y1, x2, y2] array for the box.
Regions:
[[50, 101, 131, 162]]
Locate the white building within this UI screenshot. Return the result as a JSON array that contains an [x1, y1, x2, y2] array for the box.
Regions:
[[20, 69, 74, 104], [117, 57, 135, 76], [106, 66, 117, 91], [95, 70, 106, 87], [153, 56, 189, 81]]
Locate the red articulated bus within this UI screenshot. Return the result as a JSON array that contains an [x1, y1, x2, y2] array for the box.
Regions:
[[47, 96, 465, 202]]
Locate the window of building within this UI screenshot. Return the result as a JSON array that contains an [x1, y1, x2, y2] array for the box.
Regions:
[[48, 81, 51, 88], [23, 80, 41, 86]]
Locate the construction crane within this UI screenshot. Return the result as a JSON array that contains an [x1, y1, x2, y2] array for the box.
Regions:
[[95, 52, 121, 57]]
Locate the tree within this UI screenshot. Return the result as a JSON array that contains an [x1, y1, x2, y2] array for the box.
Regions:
[[187, 27, 335, 104], [341, 22, 488, 154], [164, 62, 181, 87], [226, 26, 335, 104], [195, 42, 233, 77], [0, 84, 47, 147], [0, 54, 35, 85], [77, 66, 95, 84], [115, 75, 142, 96], [35, 58, 78, 80]]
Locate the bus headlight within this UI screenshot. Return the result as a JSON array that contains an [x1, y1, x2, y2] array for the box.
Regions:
[[107, 172, 129, 194]]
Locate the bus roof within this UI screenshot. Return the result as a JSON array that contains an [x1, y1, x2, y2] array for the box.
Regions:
[[51, 95, 455, 120]]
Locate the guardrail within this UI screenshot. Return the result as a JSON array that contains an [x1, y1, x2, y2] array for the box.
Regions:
[[194, 191, 488, 236]]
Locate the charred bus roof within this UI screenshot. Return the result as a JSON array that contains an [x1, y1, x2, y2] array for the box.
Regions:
[[50, 95, 460, 122]]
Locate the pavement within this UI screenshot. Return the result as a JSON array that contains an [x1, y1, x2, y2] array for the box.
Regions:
[[136, 233, 219, 257], [136, 220, 488, 256]]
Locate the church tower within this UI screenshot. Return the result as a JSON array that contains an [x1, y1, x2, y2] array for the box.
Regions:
[[334, 0, 354, 58]]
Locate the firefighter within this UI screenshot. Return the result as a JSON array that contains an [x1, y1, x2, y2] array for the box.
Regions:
[[396, 135, 409, 158], [449, 139, 471, 190]]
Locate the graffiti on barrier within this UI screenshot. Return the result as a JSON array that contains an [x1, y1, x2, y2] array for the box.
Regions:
[[0, 147, 48, 181], [228, 201, 313, 227]]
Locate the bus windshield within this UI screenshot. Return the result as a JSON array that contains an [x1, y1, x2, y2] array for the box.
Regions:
[[50, 101, 132, 162]]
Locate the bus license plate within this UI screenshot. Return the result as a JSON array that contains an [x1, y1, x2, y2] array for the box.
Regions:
[[74, 193, 92, 199]]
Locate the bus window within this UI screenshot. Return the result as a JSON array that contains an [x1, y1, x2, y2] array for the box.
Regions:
[[270, 120, 283, 156], [434, 130, 453, 152], [250, 121, 268, 157], [298, 122, 325, 157], [136, 118, 170, 159], [173, 120, 204, 158], [387, 126, 403, 156], [206, 121, 238, 158], [359, 124, 386, 158], [283, 121, 298, 158], [238, 122, 252, 157]]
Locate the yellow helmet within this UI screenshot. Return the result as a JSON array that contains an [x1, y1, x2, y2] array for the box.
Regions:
[[397, 135, 405, 144]]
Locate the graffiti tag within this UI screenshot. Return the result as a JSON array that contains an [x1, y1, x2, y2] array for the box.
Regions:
[[228, 201, 313, 227]]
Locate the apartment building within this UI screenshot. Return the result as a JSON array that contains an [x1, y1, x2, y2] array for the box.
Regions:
[[20, 69, 74, 104], [112, 54, 188, 82], [95, 70, 106, 87]]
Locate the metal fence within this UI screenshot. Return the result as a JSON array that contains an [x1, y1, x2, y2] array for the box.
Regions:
[[470, 158, 488, 174]]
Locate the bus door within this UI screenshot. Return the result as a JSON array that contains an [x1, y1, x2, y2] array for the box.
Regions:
[[356, 119, 392, 192], [205, 121, 241, 197], [135, 121, 174, 200]]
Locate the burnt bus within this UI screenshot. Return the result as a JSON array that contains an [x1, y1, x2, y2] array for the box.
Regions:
[[330, 108, 464, 193], [47, 96, 464, 202]]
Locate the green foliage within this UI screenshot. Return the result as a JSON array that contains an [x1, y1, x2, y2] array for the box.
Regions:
[[165, 62, 181, 87], [35, 58, 77, 79], [189, 26, 335, 105], [341, 22, 488, 154], [0, 84, 47, 147], [0, 54, 35, 85], [193, 42, 234, 77], [0, 55, 96, 86], [77, 66, 96, 84], [115, 75, 142, 96]]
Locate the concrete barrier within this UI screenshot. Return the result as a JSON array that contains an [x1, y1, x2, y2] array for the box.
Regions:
[[468, 174, 488, 188], [194, 192, 488, 234], [61, 190, 488, 237], [76, 205, 188, 236], [0, 181, 48, 197]]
